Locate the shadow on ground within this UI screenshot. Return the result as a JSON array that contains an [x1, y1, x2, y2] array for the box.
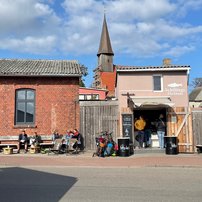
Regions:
[[0, 167, 77, 202]]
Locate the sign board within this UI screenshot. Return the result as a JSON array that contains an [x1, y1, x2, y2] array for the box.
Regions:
[[122, 114, 133, 143]]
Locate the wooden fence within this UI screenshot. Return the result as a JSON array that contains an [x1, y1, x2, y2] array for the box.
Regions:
[[167, 107, 202, 153], [167, 107, 193, 153], [80, 100, 119, 150], [192, 109, 202, 146]]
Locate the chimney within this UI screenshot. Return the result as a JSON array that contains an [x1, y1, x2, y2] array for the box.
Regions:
[[163, 58, 171, 66]]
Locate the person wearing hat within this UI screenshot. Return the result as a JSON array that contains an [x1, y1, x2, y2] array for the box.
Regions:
[[17, 129, 29, 153]]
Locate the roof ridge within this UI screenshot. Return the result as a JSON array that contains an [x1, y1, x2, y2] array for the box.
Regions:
[[116, 64, 190, 68], [0, 58, 79, 63]]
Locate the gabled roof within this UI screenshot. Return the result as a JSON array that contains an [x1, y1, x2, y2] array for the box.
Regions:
[[116, 65, 190, 72], [0, 59, 82, 77], [97, 15, 114, 56], [189, 87, 202, 101]]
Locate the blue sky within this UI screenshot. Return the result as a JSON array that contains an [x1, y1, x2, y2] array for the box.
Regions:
[[0, 0, 202, 90]]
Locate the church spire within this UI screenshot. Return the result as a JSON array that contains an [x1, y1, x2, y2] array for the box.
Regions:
[[97, 14, 114, 56], [97, 15, 114, 72]]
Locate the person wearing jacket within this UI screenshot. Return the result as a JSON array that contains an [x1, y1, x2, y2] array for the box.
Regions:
[[156, 114, 166, 149], [134, 116, 146, 148]]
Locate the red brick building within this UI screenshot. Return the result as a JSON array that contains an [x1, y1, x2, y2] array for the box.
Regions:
[[79, 87, 107, 100], [0, 59, 82, 136]]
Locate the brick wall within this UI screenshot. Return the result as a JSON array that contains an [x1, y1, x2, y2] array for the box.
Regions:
[[0, 76, 80, 136]]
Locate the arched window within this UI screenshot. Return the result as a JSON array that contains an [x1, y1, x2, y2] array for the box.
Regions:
[[15, 89, 35, 125]]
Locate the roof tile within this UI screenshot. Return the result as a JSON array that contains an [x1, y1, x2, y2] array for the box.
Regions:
[[116, 65, 190, 71], [0, 59, 83, 77]]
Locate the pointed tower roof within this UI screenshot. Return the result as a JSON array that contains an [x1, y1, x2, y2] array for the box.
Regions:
[[97, 15, 114, 56]]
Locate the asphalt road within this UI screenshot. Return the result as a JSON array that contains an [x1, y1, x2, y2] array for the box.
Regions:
[[0, 166, 202, 202]]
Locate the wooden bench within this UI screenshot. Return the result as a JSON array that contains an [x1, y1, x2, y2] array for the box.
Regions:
[[0, 135, 54, 151], [39, 135, 54, 148], [0, 136, 19, 149]]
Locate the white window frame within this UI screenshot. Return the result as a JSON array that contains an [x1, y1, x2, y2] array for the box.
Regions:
[[79, 94, 100, 100], [79, 94, 85, 100], [153, 74, 163, 92]]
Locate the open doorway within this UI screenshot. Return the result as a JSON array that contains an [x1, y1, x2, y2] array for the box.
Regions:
[[134, 108, 167, 148]]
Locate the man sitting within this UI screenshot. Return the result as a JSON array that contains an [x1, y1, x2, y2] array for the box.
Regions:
[[17, 130, 29, 153], [30, 132, 41, 147]]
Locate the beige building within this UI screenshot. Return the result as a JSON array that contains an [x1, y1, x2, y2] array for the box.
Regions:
[[93, 16, 193, 153], [115, 59, 192, 152]]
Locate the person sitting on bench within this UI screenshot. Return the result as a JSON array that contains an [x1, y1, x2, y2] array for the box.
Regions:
[[17, 129, 29, 153]]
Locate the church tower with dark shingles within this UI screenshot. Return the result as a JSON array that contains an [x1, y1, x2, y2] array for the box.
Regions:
[[97, 14, 114, 72], [93, 15, 116, 98]]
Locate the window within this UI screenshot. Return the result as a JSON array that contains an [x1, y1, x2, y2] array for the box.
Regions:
[[153, 75, 162, 91], [15, 89, 35, 125], [79, 94, 99, 100], [79, 94, 85, 100]]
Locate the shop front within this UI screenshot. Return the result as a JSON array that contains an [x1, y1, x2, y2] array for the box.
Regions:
[[115, 59, 193, 153], [130, 96, 172, 149]]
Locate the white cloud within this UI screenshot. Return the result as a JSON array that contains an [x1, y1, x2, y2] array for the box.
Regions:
[[163, 45, 195, 57], [176, 0, 202, 17], [60, 0, 202, 58], [0, 0, 202, 59], [0, 0, 60, 35], [62, 0, 101, 14], [135, 20, 202, 39], [106, 0, 176, 22], [109, 19, 202, 57], [0, 35, 57, 54], [35, 2, 53, 16]]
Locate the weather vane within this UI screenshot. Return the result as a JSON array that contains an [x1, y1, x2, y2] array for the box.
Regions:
[[103, 1, 107, 15]]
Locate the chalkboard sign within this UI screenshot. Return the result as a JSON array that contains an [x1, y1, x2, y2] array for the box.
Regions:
[[122, 114, 133, 143]]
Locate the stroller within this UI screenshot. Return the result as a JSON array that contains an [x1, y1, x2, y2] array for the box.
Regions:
[[92, 131, 117, 157]]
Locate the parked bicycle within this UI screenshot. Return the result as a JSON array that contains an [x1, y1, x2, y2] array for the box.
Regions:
[[92, 131, 118, 157]]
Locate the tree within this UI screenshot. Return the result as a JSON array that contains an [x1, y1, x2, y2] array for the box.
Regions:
[[79, 64, 88, 87], [79, 79, 85, 87], [191, 78, 202, 88]]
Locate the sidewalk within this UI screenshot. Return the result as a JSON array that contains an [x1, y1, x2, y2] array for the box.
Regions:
[[1, 150, 202, 168]]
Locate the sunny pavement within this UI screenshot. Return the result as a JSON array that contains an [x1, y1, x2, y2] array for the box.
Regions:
[[1, 150, 202, 168]]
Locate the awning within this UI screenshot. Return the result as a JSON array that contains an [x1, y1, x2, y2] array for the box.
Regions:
[[130, 96, 175, 108]]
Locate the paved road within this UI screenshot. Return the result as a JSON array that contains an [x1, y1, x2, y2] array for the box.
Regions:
[[0, 166, 202, 202]]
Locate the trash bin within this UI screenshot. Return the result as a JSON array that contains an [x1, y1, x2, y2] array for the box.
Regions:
[[129, 143, 134, 155], [164, 136, 178, 155], [118, 137, 130, 157]]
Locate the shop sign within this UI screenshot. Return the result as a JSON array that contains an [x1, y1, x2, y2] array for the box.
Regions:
[[122, 114, 133, 142], [165, 83, 185, 96]]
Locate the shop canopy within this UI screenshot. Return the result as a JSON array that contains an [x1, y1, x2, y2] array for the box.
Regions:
[[130, 96, 175, 108]]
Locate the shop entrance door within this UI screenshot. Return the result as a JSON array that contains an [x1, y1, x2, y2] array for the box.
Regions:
[[133, 108, 167, 148]]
